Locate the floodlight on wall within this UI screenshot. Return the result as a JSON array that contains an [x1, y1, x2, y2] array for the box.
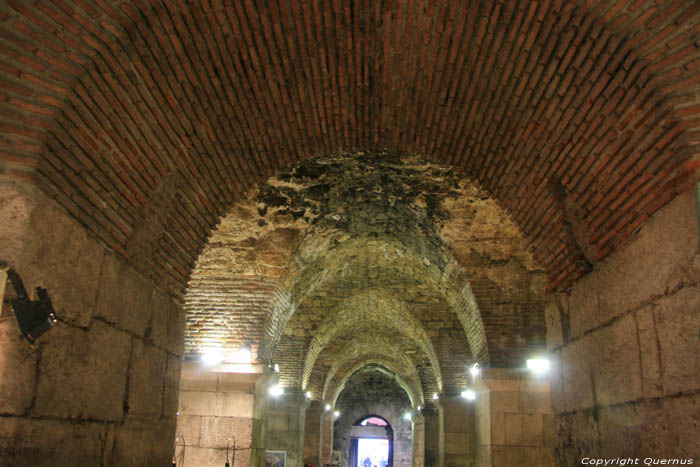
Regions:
[[305, 391, 312, 399], [333, 410, 340, 419], [324, 404, 331, 411], [232, 343, 252, 363], [403, 412, 412, 421], [461, 389, 476, 401], [6, 269, 57, 344], [432, 393, 439, 400], [201, 348, 224, 366], [526, 358, 550, 375], [269, 384, 284, 397], [273, 363, 280, 372], [470, 363, 481, 378]]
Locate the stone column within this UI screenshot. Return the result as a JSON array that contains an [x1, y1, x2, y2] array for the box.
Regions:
[[319, 409, 335, 464], [303, 403, 322, 465], [265, 387, 309, 467], [423, 401, 444, 467], [411, 413, 425, 467], [474, 368, 554, 467]]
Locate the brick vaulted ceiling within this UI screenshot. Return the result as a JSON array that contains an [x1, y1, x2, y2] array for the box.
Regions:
[[1, 1, 700, 295]]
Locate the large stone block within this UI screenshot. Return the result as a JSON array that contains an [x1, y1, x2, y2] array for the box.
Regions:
[[127, 339, 166, 417], [176, 414, 203, 447], [490, 391, 519, 413], [596, 190, 698, 323], [544, 299, 563, 349], [150, 287, 185, 355], [18, 200, 104, 327], [34, 320, 130, 421], [95, 253, 153, 337], [163, 354, 182, 418], [0, 319, 38, 415], [0, 417, 107, 466], [554, 410, 599, 465], [200, 416, 253, 449], [179, 390, 219, 416], [491, 445, 554, 467], [638, 393, 700, 458], [569, 271, 600, 339], [109, 417, 176, 467], [561, 338, 595, 411], [220, 391, 255, 418], [654, 285, 700, 395], [590, 313, 642, 406]]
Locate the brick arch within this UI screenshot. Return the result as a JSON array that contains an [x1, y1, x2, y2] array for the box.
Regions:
[[320, 337, 426, 405], [261, 235, 488, 367], [1, 0, 699, 298], [321, 340, 424, 398], [300, 289, 443, 393], [329, 363, 422, 409]]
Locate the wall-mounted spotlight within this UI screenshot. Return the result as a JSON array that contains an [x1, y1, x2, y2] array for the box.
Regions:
[[333, 410, 340, 419], [526, 358, 550, 375], [324, 404, 331, 412], [269, 385, 284, 397], [6, 269, 57, 344], [201, 348, 224, 366], [305, 391, 312, 399], [403, 412, 412, 421], [432, 393, 439, 400], [274, 363, 280, 372], [470, 363, 481, 378], [232, 342, 252, 363], [461, 389, 476, 401]]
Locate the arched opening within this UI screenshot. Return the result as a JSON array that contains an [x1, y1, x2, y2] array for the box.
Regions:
[[352, 415, 393, 467]]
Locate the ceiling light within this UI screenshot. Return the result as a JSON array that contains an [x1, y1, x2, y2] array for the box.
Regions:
[[526, 358, 550, 375], [461, 389, 476, 401], [269, 385, 284, 397], [470, 363, 481, 377]]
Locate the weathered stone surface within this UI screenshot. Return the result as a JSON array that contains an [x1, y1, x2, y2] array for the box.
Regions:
[[110, 418, 175, 467], [163, 354, 182, 418], [200, 416, 253, 449], [635, 306, 663, 398], [176, 414, 203, 447], [0, 417, 107, 466], [34, 320, 130, 421], [220, 391, 255, 418], [654, 285, 700, 395], [18, 200, 104, 327], [554, 410, 600, 465], [95, 253, 152, 336], [179, 390, 219, 416], [127, 339, 166, 417], [150, 288, 185, 355], [0, 319, 37, 415], [596, 191, 698, 324]]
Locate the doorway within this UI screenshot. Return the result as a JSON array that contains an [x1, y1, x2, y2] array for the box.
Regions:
[[355, 438, 389, 467]]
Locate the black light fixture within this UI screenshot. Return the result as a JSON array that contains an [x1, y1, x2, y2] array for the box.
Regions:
[[6, 269, 57, 344], [226, 436, 235, 467]]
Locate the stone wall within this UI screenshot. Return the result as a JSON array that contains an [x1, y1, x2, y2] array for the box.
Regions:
[[474, 369, 554, 467], [442, 397, 476, 467], [176, 362, 265, 466], [303, 404, 322, 465], [0, 182, 184, 465], [546, 188, 700, 463]]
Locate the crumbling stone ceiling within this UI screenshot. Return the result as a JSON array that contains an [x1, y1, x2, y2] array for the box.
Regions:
[[1, 1, 699, 298], [185, 153, 547, 397]]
